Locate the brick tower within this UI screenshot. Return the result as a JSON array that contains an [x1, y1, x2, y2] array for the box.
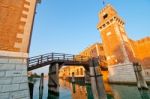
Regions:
[[0, 0, 40, 98], [97, 4, 135, 66], [97, 4, 137, 83]]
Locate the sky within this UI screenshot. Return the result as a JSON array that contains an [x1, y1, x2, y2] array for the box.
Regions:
[[30, 0, 150, 74]]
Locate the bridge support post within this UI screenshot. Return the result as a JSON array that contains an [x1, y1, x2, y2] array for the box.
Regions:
[[85, 70, 90, 84], [89, 58, 107, 99], [48, 63, 59, 96]]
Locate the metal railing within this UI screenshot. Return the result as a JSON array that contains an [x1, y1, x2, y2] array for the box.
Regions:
[[27, 53, 89, 70]]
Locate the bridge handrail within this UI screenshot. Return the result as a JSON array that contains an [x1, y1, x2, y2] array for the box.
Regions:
[[28, 53, 90, 68], [29, 53, 76, 59]]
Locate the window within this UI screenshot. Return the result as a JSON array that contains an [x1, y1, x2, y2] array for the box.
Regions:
[[110, 18, 113, 22], [100, 47, 103, 50], [80, 68, 83, 75], [103, 24, 106, 28], [103, 13, 108, 19], [106, 21, 110, 25], [77, 69, 79, 75]]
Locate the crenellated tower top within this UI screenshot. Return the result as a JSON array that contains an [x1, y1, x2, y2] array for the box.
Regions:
[[97, 4, 125, 31], [97, 4, 132, 64]]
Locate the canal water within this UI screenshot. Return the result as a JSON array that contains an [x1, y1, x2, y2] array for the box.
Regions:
[[33, 78, 150, 99]]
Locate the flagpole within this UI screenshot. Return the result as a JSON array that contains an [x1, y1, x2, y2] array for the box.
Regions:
[[102, 0, 106, 7]]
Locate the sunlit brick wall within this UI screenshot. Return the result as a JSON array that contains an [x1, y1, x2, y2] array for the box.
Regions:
[[97, 5, 136, 66], [79, 43, 107, 66], [0, 0, 37, 53], [97, 5, 128, 65], [59, 66, 85, 77], [129, 37, 150, 69], [0, 0, 25, 51]]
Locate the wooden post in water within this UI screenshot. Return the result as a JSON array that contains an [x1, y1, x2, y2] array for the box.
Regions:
[[29, 82, 34, 99], [39, 73, 44, 99], [71, 72, 75, 83], [71, 72, 76, 93], [85, 71, 90, 84], [89, 58, 107, 99], [133, 62, 148, 90]]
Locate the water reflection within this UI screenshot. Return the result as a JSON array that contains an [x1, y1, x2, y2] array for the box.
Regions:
[[72, 83, 76, 93], [47, 91, 59, 99], [86, 84, 94, 99], [139, 90, 150, 99], [59, 79, 88, 99], [110, 85, 150, 99], [34, 78, 150, 99]]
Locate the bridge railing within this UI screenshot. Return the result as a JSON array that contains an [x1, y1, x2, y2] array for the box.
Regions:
[[28, 53, 89, 68]]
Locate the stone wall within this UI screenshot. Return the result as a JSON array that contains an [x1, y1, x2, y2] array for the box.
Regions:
[[108, 63, 136, 84], [0, 57, 30, 99], [144, 69, 150, 82]]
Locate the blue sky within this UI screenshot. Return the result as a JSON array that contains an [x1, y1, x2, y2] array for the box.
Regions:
[[30, 0, 150, 74], [30, 0, 150, 57]]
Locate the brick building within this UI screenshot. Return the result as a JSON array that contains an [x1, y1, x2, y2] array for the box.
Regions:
[[97, 4, 150, 81], [79, 43, 107, 68], [0, 0, 39, 54], [59, 4, 150, 83], [59, 43, 108, 81], [0, 0, 39, 98], [97, 4, 150, 68], [129, 38, 150, 69]]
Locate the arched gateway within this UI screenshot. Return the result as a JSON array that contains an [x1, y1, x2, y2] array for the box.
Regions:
[[28, 53, 107, 99]]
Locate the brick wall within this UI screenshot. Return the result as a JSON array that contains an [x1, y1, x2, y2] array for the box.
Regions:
[[79, 43, 107, 67], [0, 0, 36, 53], [129, 37, 150, 69], [0, 0, 38, 98]]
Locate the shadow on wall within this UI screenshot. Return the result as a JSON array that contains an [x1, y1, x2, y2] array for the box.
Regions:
[[140, 57, 150, 69], [112, 44, 124, 64], [112, 42, 136, 65]]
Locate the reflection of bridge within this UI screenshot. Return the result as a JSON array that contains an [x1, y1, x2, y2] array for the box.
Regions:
[[27, 52, 107, 99]]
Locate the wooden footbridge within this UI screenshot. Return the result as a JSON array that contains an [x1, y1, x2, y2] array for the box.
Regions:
[[27, 52, 107, 99], [27, 53, 90, 71]]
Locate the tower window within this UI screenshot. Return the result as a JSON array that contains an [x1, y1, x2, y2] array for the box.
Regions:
[[100, 47, 103, 50], [103, 24, 106, 28], [106, 21, 110, 25], [103, 13, 108, 19], [110, 18, 113, 22]]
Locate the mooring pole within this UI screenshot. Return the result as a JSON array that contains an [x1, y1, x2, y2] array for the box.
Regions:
[[39, 73, 44, 99], [133, 62, 148, 90], [71, 72, 76, 93], [29, 80, 34, 99], [85, 71, 90, 84], [89, 58, 107, 99], [71, 72, 75, 83]]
